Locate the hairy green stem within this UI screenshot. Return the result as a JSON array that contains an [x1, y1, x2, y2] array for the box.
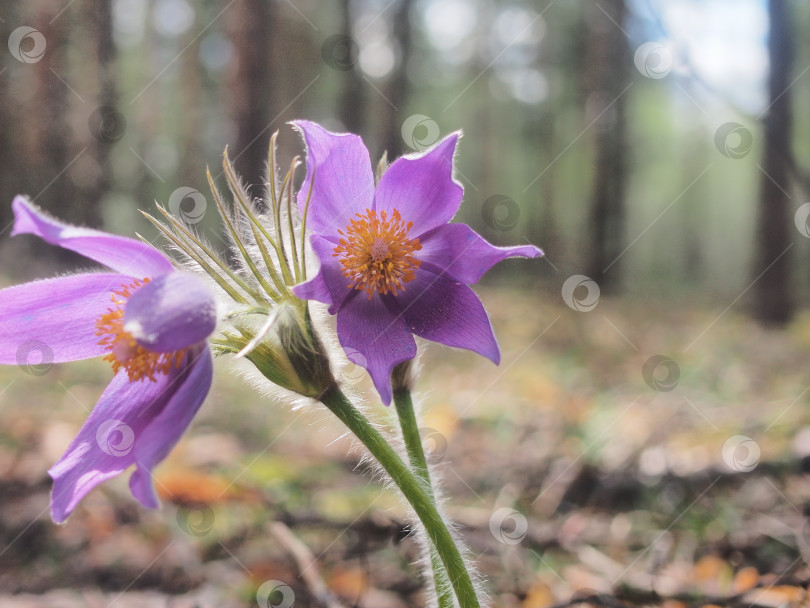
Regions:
[[320, 389, 480, 608], [394, 390, 454, 608]]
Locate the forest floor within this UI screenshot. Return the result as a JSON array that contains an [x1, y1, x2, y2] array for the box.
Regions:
[[2, 284, 810, 608]]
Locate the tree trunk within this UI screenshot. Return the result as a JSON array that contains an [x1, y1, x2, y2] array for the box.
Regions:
[[337, 0, 366, 135], [379, 0, 413, 160], [227, 0, 275, 197], [35, 2, 76, 218], [584, 0, 628, 291], [752, 0, 794, 325], [83, 0, 116, 228], [0, 3, 21, 239]]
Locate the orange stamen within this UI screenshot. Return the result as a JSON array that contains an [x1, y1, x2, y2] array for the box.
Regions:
[[95, 278, 187, 382], [333, 208, 422, 298]]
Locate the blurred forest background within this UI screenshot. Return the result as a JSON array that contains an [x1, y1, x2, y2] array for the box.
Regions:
[[1, 0, 809, 320], [4, 1, 810, 607]]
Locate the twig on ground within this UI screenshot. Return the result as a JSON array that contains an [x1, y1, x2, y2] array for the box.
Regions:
[[268, 521, 348, 608]]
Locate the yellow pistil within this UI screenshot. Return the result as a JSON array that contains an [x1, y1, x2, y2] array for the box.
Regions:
[[95, 278, 187, 382], [334, 208, 422, 297]]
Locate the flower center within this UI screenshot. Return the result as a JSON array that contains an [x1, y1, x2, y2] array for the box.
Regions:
[[95, 278, 187, 382], [333, 208, 422, 297]]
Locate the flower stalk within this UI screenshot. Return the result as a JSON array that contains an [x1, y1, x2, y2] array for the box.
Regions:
[[319, 387, 481, 608], [394, 387, 455, 608]]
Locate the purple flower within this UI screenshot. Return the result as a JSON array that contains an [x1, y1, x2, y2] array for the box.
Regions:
[[292, 121, 543, 404], [0, 196, 217, 523]]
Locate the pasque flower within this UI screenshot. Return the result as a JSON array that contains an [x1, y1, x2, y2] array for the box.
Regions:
[[292, 121, 543, 404], [0, 196, 217, 523]]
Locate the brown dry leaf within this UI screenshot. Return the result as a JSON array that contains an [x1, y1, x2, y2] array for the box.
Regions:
[[732, 566, 760, 593], [328, 565, 369, 600], [660, 600, 687, 608], [154, 466, 233, 504], [522, 581, 555, 608], [692, 555, 733, 595], [742, 585, 805, 608], [249, 561, 298, 587]]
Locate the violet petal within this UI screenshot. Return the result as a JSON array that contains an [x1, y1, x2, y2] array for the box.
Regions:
[[418, 223, 543, 284], [128, 346, 213, 508], [48, 346, 212, 522], [0, 273, 132, 364], [293, 234, 353, 314], [336, 293, 416, 405], [12, 196, 174, 278], [399, 270, 500, 364], [374, 133, 463, 236], [123, 273, 217, 353], [292, 121, 375, 236]]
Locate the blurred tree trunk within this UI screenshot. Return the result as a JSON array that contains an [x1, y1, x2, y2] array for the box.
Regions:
[[752, 0, 794, 325], [35, 3, 79, 221], [584, 0, 628, 291], [228, 0, 276, 197], [0, 5, 21, 238], [178, 26, 204, 189], [83, 0, 115, 227], [337, 0, 366, 135], [379, 0, 413, 159]]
